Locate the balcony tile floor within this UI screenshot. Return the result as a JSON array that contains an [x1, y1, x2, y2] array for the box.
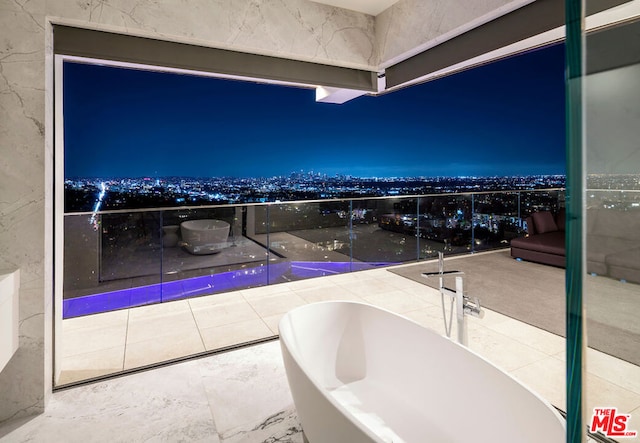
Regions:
[[2, 259, 639, 441]]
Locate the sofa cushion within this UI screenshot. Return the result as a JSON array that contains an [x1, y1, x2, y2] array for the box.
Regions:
[[586, 259, 608, 276], [587, 235, 640, 265], [605, 246, 640, 269], [511, 247, 566, 267], [608, 249, 640, 283], [588, 208, 640, 241], [609, 264, 640, 284], [511, 231, 565, 256], [532, 211, 558, 234], [605, 244, 640, 283]]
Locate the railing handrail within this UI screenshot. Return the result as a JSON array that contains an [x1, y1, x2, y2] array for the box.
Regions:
[[587, 188, 640, 192], [64, 187, 566, 217]]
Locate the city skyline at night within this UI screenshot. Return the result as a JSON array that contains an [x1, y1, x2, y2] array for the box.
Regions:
[[63, 43, 566, 181]]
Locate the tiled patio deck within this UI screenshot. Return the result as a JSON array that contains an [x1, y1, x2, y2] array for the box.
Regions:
[[38, 251, 640, 441]]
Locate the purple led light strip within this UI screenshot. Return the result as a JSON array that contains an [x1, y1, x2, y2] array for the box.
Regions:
[[63, 261, 394, 318]]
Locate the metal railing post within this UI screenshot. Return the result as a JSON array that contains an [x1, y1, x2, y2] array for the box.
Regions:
[[471, 194, 475, 253], [349, 200, 354, 272]]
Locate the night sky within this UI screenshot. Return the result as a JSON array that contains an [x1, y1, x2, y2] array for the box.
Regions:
[[63, 43, 566, 179]]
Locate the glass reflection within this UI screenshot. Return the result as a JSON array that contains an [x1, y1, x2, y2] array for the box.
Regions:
[[417, 194, 472, 257], [472, 192, 519, 251], [264, 200, 351, 283], [583, 14, 640, 442], [64, 211, 164, 318], [352, 197, 419, 263], [62, 190, 565, 320], [159, 206, 268, 301]]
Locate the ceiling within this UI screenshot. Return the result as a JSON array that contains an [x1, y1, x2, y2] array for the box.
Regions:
[[310, 0, 400, 16]]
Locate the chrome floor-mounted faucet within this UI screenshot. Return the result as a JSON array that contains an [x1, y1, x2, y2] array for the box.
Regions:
[[422, 252, 484, 346]]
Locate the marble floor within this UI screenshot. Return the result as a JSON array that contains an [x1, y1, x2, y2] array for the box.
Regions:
[[0, 341, 302, 443], [2, 251, 640, 441]]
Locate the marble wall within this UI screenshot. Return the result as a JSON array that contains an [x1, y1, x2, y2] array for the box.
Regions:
[[47, 0, 377, 70], [0, 0, 49, 423], [376, 0, 531, 67], [0, 0, 522, 424]]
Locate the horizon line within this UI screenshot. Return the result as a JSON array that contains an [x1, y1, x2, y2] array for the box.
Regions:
[[64, 173, 569, 181]]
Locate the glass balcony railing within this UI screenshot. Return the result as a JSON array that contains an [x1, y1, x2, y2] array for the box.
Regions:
[[62, 189, 564, 319]]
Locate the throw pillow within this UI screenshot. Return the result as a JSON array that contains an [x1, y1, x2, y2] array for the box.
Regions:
[[533, 211, 558, 234]]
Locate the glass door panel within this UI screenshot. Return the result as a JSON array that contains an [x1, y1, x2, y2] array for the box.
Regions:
[[584, 13, 640, 442]]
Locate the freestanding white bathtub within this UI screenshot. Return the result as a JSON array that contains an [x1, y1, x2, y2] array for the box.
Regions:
[[180, 219, 230, 255], [279, 301, 565, 443]]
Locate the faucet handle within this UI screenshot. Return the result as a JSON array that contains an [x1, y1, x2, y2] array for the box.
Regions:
[[422, 270, 465, 277], [463, 296, 484, 318]]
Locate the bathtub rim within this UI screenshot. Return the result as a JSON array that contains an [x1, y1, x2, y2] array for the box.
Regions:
[[279, 300, 566, 441], [279, 302, 387, 443]]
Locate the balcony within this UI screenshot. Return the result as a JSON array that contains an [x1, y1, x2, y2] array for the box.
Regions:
[[49, 247, 640, 442], [41, 187, 640, 441], [60, 189, 563, 385], [62, 189, 563, 319]]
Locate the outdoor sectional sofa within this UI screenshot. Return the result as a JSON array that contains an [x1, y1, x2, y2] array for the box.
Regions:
[[510, 208, 640, 284], [510, 210, 566, 268]]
